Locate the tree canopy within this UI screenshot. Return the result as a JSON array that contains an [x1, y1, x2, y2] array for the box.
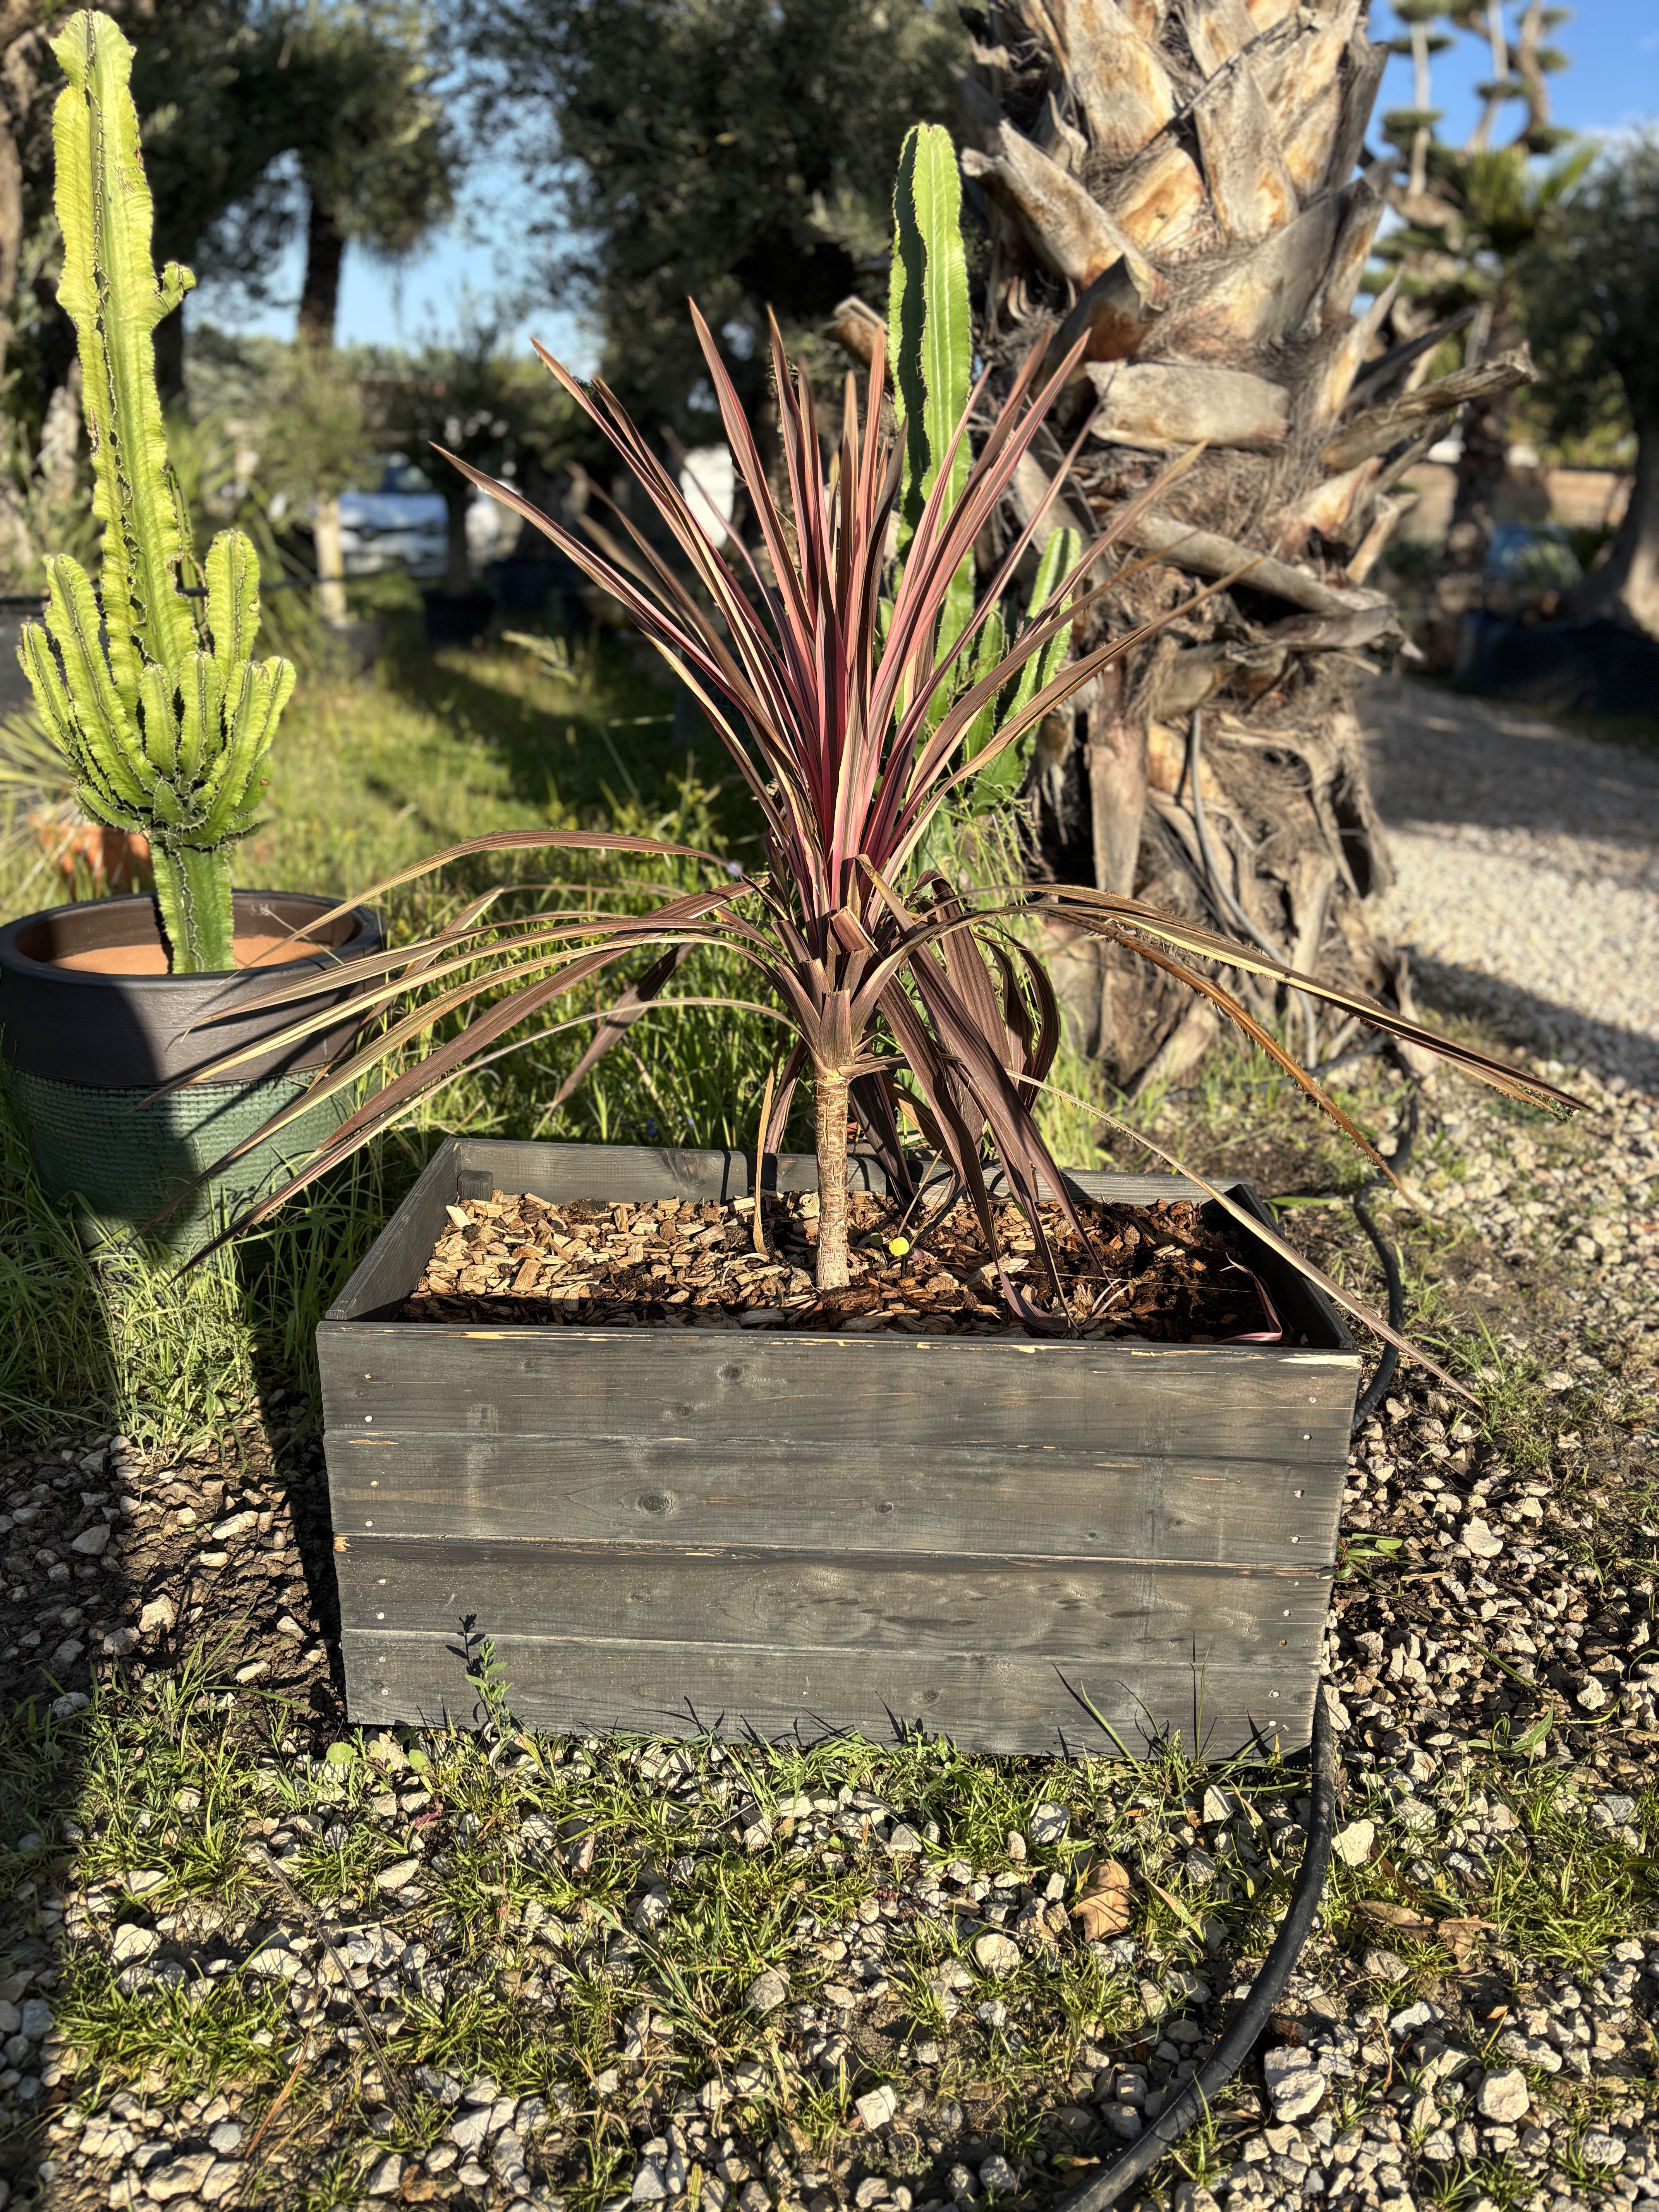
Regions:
[[464, 0, 965, 435], [1520, 131, 1659, 633]]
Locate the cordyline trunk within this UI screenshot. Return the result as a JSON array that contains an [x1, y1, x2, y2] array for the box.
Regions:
[[814, 1071, 852, 1290], [956, 0, 1433, 1088], [1567, 419, 1659, 638]]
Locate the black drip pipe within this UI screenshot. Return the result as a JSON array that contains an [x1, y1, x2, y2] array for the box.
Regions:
[[1349, 1080, 1420, 1430], [1028, 1031, 1424, 2211], [1046, 1084, 1419, 2205], [1053, 1688, 1340, 2212]]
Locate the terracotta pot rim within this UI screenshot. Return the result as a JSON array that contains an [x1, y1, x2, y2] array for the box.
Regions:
[[0, 888, 380, 989]]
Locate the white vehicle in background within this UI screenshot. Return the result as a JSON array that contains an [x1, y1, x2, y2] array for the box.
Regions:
[[337, 460, 518, 579]]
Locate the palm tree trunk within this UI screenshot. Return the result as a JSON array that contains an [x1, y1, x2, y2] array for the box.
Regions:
[[962, 0, 1446, 1085], [299, 196, 346, 352]]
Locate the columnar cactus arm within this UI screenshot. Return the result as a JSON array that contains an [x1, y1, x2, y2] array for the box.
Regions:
[[198, 657, 293, 842], [174, 652, 222, 786], [50, 10, 197, 694], [205, 529, 261, 679], [40, 555, 153, 815], [15, 12, 299, 976], [889, 121, 975, 667]]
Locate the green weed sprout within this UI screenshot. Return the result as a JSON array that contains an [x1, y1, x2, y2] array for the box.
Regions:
[[17, 10, 295, 973]]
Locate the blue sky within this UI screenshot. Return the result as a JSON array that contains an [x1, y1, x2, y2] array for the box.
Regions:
[[188, 0, 1658, 361]]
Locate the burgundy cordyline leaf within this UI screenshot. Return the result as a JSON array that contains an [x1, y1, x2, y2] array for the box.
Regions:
[[172, 299, 1587, 1383]]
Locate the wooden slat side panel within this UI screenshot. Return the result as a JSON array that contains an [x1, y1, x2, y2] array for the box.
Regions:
[[319, 1330, 1358, 1459], [1223, 1185, 1354, 1354], [336, 1537, 1331, 1663], [448, 1139, 1219, 1211], [325, 1432, 1345, 1568], [447, 1140, 891, 1207], [341, 1629, 1317, 1759], [323, 1140, 1350, 1356], [326, 1140, 463, 1321]]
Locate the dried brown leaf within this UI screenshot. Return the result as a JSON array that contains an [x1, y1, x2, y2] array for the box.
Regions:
[[1357, 1899, 1432, 1929], [1436, 1916, 1492, 1958], [1070, 1858, 1133, 1940]]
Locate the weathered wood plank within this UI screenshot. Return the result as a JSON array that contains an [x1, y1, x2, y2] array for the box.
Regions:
[[341, 1628, 1319, 1759], [330, 1144, 1349, 1362], [328, 1140, 462, 1322], [321, 1143, 1357, 1759], [328, 1431, 1341, 1568], [321, 1330, 1358, 1460], [337, 1537, 1330, 1663]]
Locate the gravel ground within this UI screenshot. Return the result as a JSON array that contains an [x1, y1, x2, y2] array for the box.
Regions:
[[0, 685, 1655, 2212], [0, 1050, 1649, 2212], [1361, 679, 1659, 1088]]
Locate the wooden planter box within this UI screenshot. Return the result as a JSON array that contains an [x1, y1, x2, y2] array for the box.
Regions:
[[318, 1138, 1359, 1757]]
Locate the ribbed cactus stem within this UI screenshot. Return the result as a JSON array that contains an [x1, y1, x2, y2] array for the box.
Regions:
[[16, 11, 294, 975], [151, 847, 235, 975]]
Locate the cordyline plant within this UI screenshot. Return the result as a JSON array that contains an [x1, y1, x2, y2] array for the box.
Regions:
[[178, 302, 1580, 1376]]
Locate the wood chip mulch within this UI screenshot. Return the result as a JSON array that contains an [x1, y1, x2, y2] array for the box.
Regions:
[[396, 1188, 1287, 1341]]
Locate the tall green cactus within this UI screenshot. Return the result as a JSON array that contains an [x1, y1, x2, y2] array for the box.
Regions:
[[18, 10, 294, 974], [889, 122, 975, 668], [888, 121, 1079, 812]]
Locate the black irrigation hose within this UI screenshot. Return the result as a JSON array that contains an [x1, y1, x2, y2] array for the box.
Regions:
[[1053, 1688, 1340, 2212], [1046, 1081, 1417, 2204], [1349, 1080, 1421, 1432]]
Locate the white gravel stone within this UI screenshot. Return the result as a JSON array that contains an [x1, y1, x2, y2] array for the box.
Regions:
[[374, 1857, 422, 1892], [745, 1968, 788, 2015], [69, 1523, 110, 1556], [1462, 1517, 1503, 1559], [1476, 2068, 1530, 2123], [977, 2155, 1019, 2196], [110, 1925, 157, 1963], [1332, 1819, 1376, 1866], [1262, 2046, 1326, 2120], [972, 1931, 1021, 1976], [366, 2152, 404, 2196], [1028, 1803, 1068, 1844], [145, 2152, 216, 2201], [855, 2084, 898, 2131], [449, 2107, 491, 2154]]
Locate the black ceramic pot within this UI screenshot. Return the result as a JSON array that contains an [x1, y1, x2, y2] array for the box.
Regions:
[[0, 888, 383, 1249]]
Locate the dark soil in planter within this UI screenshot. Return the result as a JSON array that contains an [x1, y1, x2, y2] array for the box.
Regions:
[[396, 1184, 1293, 1342]]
